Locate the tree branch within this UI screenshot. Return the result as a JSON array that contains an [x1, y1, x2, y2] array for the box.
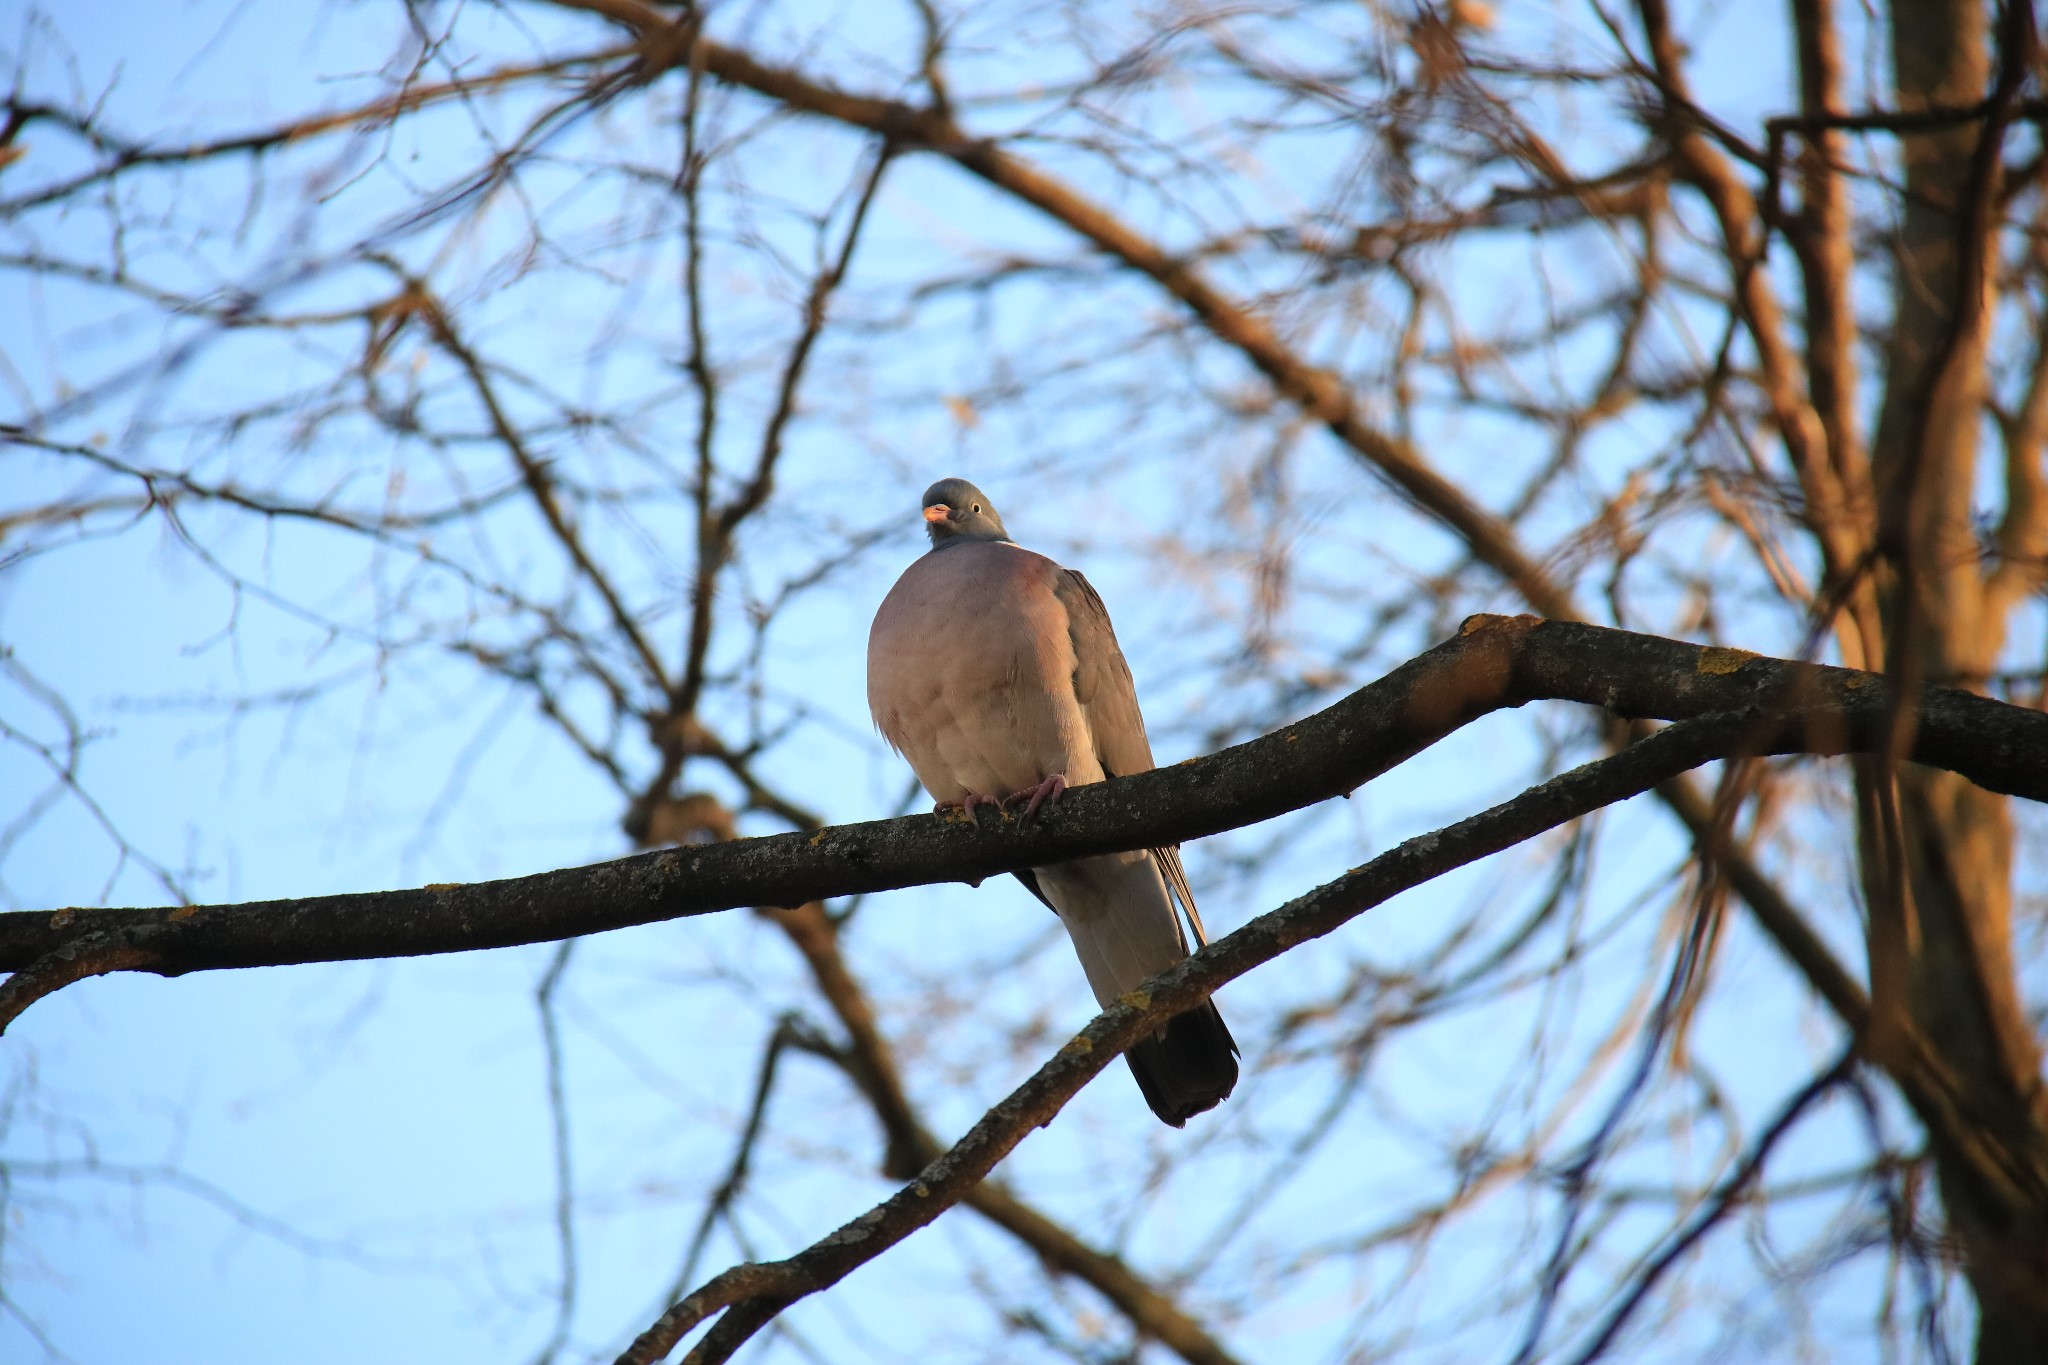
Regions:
[[6, 615, 2047, 1018], [762, 899, 1246, 1365], [615, 711, 1770, 1365], [533, 0, 1576, 617], [524, 1, 1894, 1107]]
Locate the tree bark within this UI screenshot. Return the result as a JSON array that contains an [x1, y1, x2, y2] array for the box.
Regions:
[[1864, 3, 2048, 1357]]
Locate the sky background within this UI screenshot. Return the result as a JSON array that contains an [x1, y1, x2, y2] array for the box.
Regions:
[[3, 0, 2037, 1362]]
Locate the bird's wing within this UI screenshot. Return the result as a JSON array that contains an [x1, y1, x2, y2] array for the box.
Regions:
[[1051, 569, 1213, 950], [1152, 844, 1209, 949], [1050, 568, 1156, 781]]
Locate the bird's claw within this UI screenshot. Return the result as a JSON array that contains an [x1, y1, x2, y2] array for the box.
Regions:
[[1006, 774, 1068, 819], [936, 792, 1003, 823], [937, 776, 1066, 823]]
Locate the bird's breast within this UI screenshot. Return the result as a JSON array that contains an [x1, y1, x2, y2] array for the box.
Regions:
[[867, 543, 1095, 799]]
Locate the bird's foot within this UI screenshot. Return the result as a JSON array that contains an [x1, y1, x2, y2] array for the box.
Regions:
[[1005, 774, 1068, 819], [936, 792, 1004, 823]]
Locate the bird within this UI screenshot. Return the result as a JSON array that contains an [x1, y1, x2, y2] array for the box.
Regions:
[[866, 476, 1238, 1126]]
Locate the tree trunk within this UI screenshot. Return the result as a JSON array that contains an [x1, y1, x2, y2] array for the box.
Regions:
[[1865, 2, 2048, 1357]]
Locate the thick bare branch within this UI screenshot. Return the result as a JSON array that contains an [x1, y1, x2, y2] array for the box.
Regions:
[[7, 616, 2046, 994]]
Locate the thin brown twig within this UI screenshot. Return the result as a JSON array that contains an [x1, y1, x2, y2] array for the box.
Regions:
[[0, 48, 634, 214], [420, 287, 675, 691]]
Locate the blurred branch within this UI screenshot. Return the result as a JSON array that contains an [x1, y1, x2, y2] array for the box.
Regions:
[[1634, 0, 1881, 670], [1559, 1049, 1860, 1364], [0, 649, 193, 906], [420, 286, 676, 691], [1782, 0, 1865, 568], [668, 1013, 811, 1296], [545, 0, 1576, 617], [1987, 329, 2048, 617], [666, 139, 891, 768], [0, 47, 635, 215], [1766, 96, 2048, 139]]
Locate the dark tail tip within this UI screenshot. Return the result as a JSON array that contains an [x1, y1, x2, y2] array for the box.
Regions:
[[1126, 1000, 1239, 1127]]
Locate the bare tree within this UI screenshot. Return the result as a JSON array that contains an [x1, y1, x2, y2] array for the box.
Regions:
[[2, 1, 2045, 1363]]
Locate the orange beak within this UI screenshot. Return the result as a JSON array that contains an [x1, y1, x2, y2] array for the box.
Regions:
[[923, 504, 951, 524]]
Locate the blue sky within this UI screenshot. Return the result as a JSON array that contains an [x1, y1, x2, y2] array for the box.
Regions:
[[2, 1, 2032, 1361]]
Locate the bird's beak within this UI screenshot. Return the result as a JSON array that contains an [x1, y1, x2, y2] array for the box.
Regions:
[[923, 504, 951, 524]]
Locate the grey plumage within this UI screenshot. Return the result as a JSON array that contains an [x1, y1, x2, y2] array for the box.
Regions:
[[867, 478, 1237, 1126]]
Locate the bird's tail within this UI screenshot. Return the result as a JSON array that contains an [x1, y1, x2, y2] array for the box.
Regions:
[[1126, 1000, 1238, 1127], [1030, 846, 1241, 1126]]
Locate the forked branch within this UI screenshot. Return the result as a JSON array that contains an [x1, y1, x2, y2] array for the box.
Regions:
[[616, 711, 1771, 1365]]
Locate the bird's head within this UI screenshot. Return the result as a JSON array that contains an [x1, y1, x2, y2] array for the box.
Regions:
[[919, 477, 1012, 548]]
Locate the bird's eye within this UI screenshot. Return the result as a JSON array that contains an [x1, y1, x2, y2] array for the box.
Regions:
[[971, 503, 981, 514]]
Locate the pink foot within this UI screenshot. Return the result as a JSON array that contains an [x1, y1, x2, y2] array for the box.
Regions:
[[1005, 774, 1068, 818], [937, 792, 1003, 821]]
